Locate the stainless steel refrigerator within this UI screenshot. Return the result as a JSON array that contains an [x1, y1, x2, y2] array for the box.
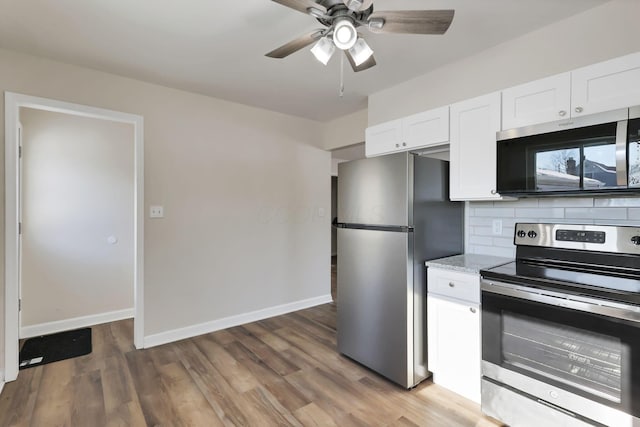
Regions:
[[336, 152, 464, 388]]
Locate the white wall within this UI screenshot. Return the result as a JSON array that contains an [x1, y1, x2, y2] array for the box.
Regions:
[[20, 108, 134, 329], [368, 0, 640, 126], [466, 197, 640, 258], [322, 108, 367, 150], [0, 44, 330, 369]]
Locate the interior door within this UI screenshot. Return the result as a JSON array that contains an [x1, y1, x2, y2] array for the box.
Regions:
[[337, 227, 412, 387]]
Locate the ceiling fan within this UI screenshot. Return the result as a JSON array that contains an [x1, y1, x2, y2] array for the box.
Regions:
[[265, 0, 455, 72]]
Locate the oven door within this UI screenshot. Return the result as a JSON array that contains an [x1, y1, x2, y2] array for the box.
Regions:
[[481, 279, 640, 426]]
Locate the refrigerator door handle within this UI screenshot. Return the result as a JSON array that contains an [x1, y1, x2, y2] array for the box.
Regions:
[[335, 223, 414, 232]]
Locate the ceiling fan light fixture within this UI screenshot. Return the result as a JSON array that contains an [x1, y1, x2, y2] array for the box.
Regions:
[[368, 17, 385, 32], [345, 0, 363, 11], [349, 38, 374, 66], [307, 7, 325, 19], [310, 37, 335, 65], [333, 19, 357, 50]]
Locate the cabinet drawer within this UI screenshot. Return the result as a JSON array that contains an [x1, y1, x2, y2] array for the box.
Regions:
[[427, 268, 479, 304]]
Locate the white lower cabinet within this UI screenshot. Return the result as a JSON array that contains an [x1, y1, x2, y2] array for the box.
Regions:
[[427, 269, 481, 403]]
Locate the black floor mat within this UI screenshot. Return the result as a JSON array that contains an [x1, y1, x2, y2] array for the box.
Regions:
[[19, 328, 92, 369]]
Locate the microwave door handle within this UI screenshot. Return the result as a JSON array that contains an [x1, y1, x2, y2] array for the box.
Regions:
[[616, 119, 628, 187]]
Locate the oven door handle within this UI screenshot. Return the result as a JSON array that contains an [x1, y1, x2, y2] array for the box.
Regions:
[[481, 279, 640, 324]]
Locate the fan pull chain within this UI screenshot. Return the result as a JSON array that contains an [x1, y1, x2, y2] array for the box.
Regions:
[[339, 53, 345, 98]]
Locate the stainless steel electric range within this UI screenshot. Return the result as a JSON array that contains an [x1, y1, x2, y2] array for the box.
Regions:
[[480, 223, 640, 427]]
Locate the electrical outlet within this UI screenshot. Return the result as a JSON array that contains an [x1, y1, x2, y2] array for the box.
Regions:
[[492, 219, 503, 236], [150, 205, 164, 218]]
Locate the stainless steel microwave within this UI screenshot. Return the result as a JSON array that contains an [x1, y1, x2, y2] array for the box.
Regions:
[[496, 106, 640, 196]]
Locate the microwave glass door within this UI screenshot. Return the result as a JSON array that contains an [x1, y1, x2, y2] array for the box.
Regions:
[[497, 122, 622, 194]]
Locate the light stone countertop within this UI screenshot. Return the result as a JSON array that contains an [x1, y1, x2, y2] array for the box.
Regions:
[[425, 254, 513, 274]]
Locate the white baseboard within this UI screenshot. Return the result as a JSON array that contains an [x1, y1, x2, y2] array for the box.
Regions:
[[144, 294, 333, 348], [20, 308, 134, 338]]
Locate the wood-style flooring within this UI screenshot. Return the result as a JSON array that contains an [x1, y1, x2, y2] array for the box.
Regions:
[[0, 265, 499, 426]]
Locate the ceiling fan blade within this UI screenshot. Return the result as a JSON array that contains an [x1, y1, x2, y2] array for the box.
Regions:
[[342, 0, 373, 12], [368, 10, 455, 35], [345, 50, 376, 72], [265, 30, 324, 58], [271, 0, 327, 15]]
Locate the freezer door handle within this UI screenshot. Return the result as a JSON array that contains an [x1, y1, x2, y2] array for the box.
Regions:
[[335, 222, 413, 232]]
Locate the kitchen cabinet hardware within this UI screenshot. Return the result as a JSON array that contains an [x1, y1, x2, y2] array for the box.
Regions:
[[575, 106, 583, 113]]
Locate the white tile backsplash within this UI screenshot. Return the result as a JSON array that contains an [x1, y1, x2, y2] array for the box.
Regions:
[[515, 208, 565, 218], [473, 207, 516, 218], [466, 195, 640, 258], [594, 198, 640, 207], [563, 208, 628, 220], [538, 197, 594, 208]]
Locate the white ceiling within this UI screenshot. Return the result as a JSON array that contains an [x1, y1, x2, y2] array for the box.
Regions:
[[0, 0, 607, 122]]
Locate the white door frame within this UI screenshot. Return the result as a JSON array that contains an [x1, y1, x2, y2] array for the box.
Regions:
[[4, 92, 145, 382]]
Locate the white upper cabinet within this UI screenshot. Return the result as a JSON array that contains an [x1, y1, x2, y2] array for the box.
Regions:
[[365, 119, 403, 157], [502, 73, 571, 130], [402, 106, 450, 149], [365, 106, 449, 157], [572, 52, 640, 117], [502, 52, 640, 130], [450, 92, 502, 201]]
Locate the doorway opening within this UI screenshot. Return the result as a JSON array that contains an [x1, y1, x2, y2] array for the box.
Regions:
[[4, 92, 145, 383]]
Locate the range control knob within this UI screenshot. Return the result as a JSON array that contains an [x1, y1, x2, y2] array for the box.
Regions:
[[631, 236, 640, 246], [517, 230, 527, 238], [528, 230, 538, 239]]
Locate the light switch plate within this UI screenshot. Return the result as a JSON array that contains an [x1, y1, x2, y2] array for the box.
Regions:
[[150, 205, 164, 218]]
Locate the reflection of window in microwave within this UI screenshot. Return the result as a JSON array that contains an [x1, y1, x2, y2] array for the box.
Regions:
[[584, 144, 616, 186], [630, 142, 640, 187], [535, 147, 581, 190], [534, 143, 617, 191]]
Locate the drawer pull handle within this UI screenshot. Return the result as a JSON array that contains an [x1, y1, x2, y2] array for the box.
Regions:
[[448, 282, 455, 288], [470, 307, 477, 314]]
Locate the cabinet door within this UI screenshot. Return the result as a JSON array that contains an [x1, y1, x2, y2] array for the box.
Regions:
[[427, 295, 481, 403], [403, 106, 449, 150], [449, 92, 502, 200], [571, 52, 640, 117], [365, 119, 403, 157], [502, 73, 571, 130]]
